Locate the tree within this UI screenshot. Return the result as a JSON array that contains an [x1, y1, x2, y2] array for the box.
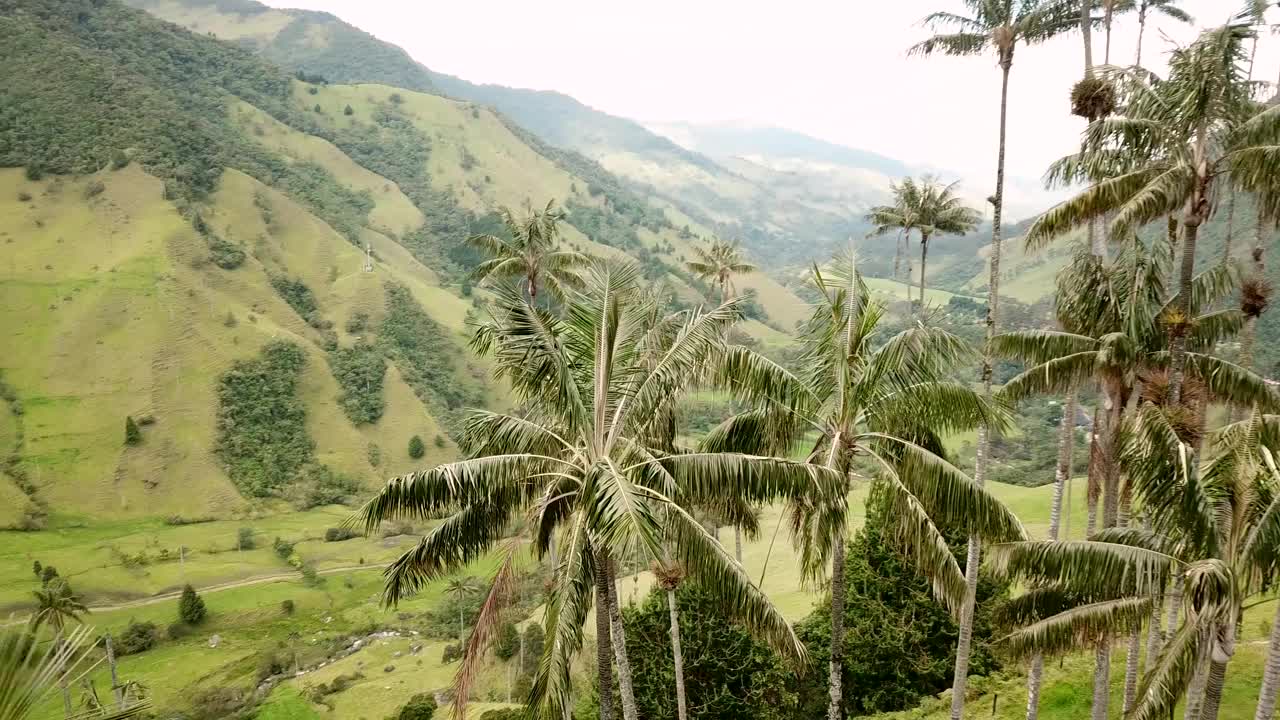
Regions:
[[1133, 0, 1192, 67], [495, 622, 519, 661], [178, 585, 206, 625], [621, 583, 798, 720], [408, 435, 425, 459], [237, 527, 255, 551], [443, 577, 480, 643], [1027, 21, 1280, 406], [910, 3, 1092, 716], [465, 200, 589, 301], [28, 580, 87, 717], [395, 692, 437, 720], [794, 484, 1006, 717], [357, 260, 839, 720], [866, 178, 923, 297], [704, 253, 1023, 720], [685, 238, 756, 306], [39, 567, 58, 587], [124, 416, 141, 446], [30, 561, 40, 580], [0, 626, 150, 720], [343, 104, 354, 116], [906, 177, 980, 312]]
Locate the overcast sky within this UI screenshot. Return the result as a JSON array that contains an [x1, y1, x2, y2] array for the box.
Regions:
[[268, 0, 1276, 207]]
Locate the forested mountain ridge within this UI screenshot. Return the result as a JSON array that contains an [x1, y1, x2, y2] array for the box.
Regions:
[[0, 0, 808, 527]]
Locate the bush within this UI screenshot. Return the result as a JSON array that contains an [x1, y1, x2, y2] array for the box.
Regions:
[[40, 566, 58, 585], [16, 191, 31, 202], [116, 620, 158, 655], [345, 311, 368, 334], [188, 687, 249, 720], [479, 709, 524, 720], [83, 180, 105, 199], [329, 343, 386, 425], [408, 435, 425, 459], [237, 527, 255, 550], [389, 93, 403, 105], [24, 165, 43, 181], [110, 149, 129, 169], [366, 442, 382, 467], [281, 599, 295, 615], [178, 584, 207, 625], [166, 621, 192, 640], [494, 622, 519, 661], [343, 104, 354, 116], [434, 434, 446, 449], [273, 537, 295, 560], [441, 643, 462, 664], [300, 564, 324, 587], [395, 692, 437, 720], [324, 527, 358, 542], [223, 311, 237, 328], [256, 651, 288, 681], [208, 236, 246, 269], [31, 560, 41, 579], [521, 624, 544, 668], [124, 416, 142, 446]]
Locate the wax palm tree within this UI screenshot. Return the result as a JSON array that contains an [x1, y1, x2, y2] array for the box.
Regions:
[[1027, 19, 1280, 405], [910, 178, 982, 312], [990, 408, 1280, 720], [28, 581, 86, 719], [701, 252, 1024, 720], [685, 238, 756, 305], [910, 3, 1079, 716], [465, 200, 590, 301], [866, 178, 922, 295], [0, 626, 149, 720], [443, 577, 481, 643], [1134, 0, 1192, 67], [356, 261, 842, 720]]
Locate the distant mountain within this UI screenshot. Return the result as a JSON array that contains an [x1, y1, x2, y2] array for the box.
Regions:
[[645, 122, 911, 178]]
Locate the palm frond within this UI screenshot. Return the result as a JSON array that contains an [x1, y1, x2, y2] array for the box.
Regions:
[[999, 597, 1153, 659], [987, 541, 1174, 596]]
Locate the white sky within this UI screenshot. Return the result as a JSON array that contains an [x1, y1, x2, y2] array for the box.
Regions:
[[269, 0, 1277, 208]]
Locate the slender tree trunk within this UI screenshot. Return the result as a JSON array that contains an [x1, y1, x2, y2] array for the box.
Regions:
[[828, 538, 847, 720], [105, 633, 123, 709], [1103, 3, 1113, 65], [1081, 0, 1095, 75], [1086, 400, 1102, 538], [1091, 642, 1110, 720], [1200, 622, 1236, 720], [1028, 391, 1076, 719], [1186, 634, 1210, 720], [893, 230, 904, 287], [1170, 215, 1200, 405], [1253, 599, 1280, 720], [734, 527, 743, 564], [605, 563, 640, 720], [951, 56, 1011, 720], [1135, 6, 1147, 68], [1222, 194, 1236, 266], [459, 606, 465, 643], [1168, 574, 1184, 644], [594, 563, 615, 720], [919, 235, 930, 314], [667, 589, 689, 720], [1124, 627, 1142, 715], [1144, 519, 1165, 678]]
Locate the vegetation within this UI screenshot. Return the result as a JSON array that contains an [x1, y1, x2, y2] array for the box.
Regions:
[[465, 201, 589, 301], [116, 620, 159, 656], [178, 584, 207, 625], [124, 416, 142, 446], [329, 343, 387, 426], [394, 692, 437, 720], [408, 435, 425, 459]]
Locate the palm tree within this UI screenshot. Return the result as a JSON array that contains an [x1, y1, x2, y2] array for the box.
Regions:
[[1134, 0, 1192, 67], [685, 238, 757, 306], [1027, 20, 1280, 406], [28, 580, 86, 719], [0, 626, 149, 720], [703, 252, 1024, 720], [909, 2, 1079, 716], [443, 577, 480, 644], [990, 408, 1280, 720], [910, 178, 982, 312], [356, 261, 841, 720], [465, 200, 590, 301], [866, 178, 922, 295]]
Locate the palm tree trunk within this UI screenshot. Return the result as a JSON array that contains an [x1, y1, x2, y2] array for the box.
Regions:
[[893, 230, 904, 287], [459, 606, 465, 643], [1135, 4, 1147, 67], [1081, 0, 1095, 75], [605, 562, 640, 720], [594, 564, 615, 720], [1222, 194, 1236, 266], [828, 538, 847, 720], [1091, 643, 1110, 720], [1123, 628, 1142, 715], [1168, 573, 1184, 644], [1185, 634, 1210, 720], [105, 633, 123, 709], [1143, 519, 1164, 678], [951, 55, 1011, 720], [667, 589, 689, 720], [1027, 391, 1076, 720], [919, 235, 930, 316], [1169, 214, 1200, 405], [1200, 623, 1236, 720], [1086, 400, 1102, 538], [734, 527, 743, 564], [1253, 599, 1280, 720]]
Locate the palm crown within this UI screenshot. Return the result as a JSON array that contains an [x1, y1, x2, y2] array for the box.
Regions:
[[465, 200, 591, 301], [356, 260, 842, 718], [685, 238, 756, 303]]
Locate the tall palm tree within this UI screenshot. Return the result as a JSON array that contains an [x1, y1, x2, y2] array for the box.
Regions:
[[1134, 0, 1192, 67], [0, 626, 149, 720], [443, 577, 480, 644], [910, 178, 982, 312], [1027, 20, 1280, 405], [28, 581, 86, 719], [702, 252, 1024, 720], [909, 3, 1079, 716], [356, 261, 841, 720], [466, 200, 590, 301], [990, 408, 1280, 720], [866, 178, 922, 295], [685, 238, 756, 306]]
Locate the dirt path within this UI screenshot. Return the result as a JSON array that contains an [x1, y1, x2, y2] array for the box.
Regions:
[[5, 563, 387, 625]]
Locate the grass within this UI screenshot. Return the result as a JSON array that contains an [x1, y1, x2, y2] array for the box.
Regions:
[[863, 276, 978, 306]]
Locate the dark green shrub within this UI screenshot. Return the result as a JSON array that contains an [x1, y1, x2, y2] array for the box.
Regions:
[[395, 692, 437, 720], [237, 527, 255, 550], [281, 599, 295, 615], [178, 584, 207, 625], [83, 180, 105, 199], [344, 311, 368, 334], [344, 104, 354, 116], [124, 416, 142, 446], [31, 560, 41, 579], [329, 343, 386, 425], [494, 621, 519, 661], [208, 237, 245, 269], [324, 527, 358, 542], [40, 566, 58, 585], [116, 620, 158, 655], [110, 150, 129, 169], [434, 434, 445, 448], [17, 191, 31, 202], [441, 643, 462, 664], [273, 537, 295, 560], [389, 93, 403, 105], [166, 621, 192, 640], [408, 435, 425, 459], [479, 709, 524, 720], [24, 166, 43, 181]]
